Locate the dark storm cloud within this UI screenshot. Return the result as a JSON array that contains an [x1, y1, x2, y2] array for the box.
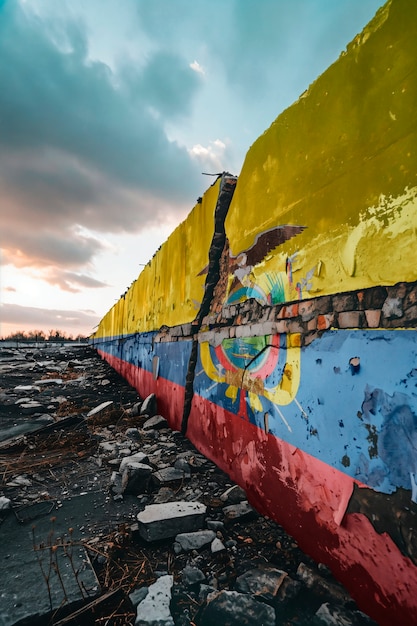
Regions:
[[0, 0, 203, 276], [1, 302, 99, 330]]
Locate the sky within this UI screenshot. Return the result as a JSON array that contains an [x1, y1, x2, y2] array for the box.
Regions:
[[0, 0, 384, 339]]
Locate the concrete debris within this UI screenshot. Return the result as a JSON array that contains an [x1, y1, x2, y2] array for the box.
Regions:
[[199, 589, 276, 626], [140, 393, 157, 417], [0, 345, 377, 626], [86, 400, 114, 417], [137, 501, 207, 541], [135, 574, 174, 626], [174, 529, 215, 553]]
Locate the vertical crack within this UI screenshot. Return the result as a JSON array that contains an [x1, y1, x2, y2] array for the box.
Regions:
[[180, 173, 237, 435]]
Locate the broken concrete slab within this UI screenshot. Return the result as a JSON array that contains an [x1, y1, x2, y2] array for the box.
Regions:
[[135, 574, 174, 626], [136, 501, 206, 542]]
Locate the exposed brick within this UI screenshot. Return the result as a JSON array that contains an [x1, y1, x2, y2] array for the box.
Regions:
[[287, 320, 305, 334], [404, 305, 417, 324], [299, 300, 316, 322], [332, 293, 358, 312], [317, 313, 335, 331], [307, 318, 318, 331], [387, 283, 407, 299], [337, 311, 362, 328], [314, 296, 332, 315], [275, 320, 289, 334], [404, 286, 417, 308], [362, 286, 387, 309], [365, 309, 381, 328], [278, 303, 299, 319]]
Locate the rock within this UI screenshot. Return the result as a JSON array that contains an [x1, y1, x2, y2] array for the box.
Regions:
[[297, 563, 351, 605], [136, 501, 206, 542], [20, 401, 45, 414], [206, 520, 225, 532], [129, 586, 148, 608], [14, 385, 40, 393], [235, 567, 288, 603], [86, 400, 113, 417], [153, 487, 176, 504], [125, 427, 141, 440], [174, 530, 215, 552], [211, 537, 226, 553], [314, 602, 366, 626], [140, 394, 157, 417], [119, 452, 149, 472], [0, 496, 11, 511], [135, 574, 174, 626], [182, 564, 206, 586], [121, 463, 153, 494], [223, 500, 256, 521], [34, 378, 63, 385], [220, 484, 247, 503], [152, 467, 186, 485], [199, 590, 276, 626], [143, 415, 167, 430]]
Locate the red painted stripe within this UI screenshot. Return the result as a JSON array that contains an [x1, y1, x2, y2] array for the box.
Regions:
[[97, 350, 417, 625]]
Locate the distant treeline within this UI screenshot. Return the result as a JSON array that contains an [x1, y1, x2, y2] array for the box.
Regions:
[[0, 329, 87, 342]]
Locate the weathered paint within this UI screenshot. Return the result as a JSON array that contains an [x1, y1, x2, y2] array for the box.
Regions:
[[91, 1, 417, 623]]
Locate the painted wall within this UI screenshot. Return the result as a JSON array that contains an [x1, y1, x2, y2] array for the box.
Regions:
[[91, 1, 417, 622]]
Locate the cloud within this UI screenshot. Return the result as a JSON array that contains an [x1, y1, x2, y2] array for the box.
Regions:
[[0, 302, 99, 333], [189, 139, 229, 173], [0, 0, 203, 280], [190, 60, 205, 75]]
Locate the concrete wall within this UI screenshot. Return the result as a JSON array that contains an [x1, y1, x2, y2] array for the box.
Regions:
[[91, 1, 417, 622]]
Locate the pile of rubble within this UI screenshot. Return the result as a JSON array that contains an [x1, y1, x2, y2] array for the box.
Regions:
[[0, 345, 376, 625]]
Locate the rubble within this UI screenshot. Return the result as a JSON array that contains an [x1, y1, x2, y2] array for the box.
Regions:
[[0, 345, 377, 625]]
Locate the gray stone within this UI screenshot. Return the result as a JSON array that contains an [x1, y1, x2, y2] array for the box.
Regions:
[[121, 463, 153, 494], [199, 590, 276, 626], [87, 400, 114, 417], [129, 586, 148, 608], [140, 394, 157, 417], [206, 520, 225, 532], [20, 401, 45, 414], [153, 467, 186, 485], [223, 500, 256, 521], [182, 564, 206, 586], [314, 603, 353, 625], [220, 484, 247, 503], [34, 378, 63, 385], [125, 427, 141, 440], [153, 487, 176, 504], [0, 496, 11, 510], [211, 538, 226, 553], [143, 414, 167, 430], [235, 567, 288, 602], [136, 501, 206, 542], [297, 563, 350, 605], [135, 575, 174, 626], [119, 452, 149, 472], [14, 385, 41, 393], [175, 530, 215, 552]]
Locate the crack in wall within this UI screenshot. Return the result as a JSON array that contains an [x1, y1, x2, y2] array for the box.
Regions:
[[180, 173, 237, 435]]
